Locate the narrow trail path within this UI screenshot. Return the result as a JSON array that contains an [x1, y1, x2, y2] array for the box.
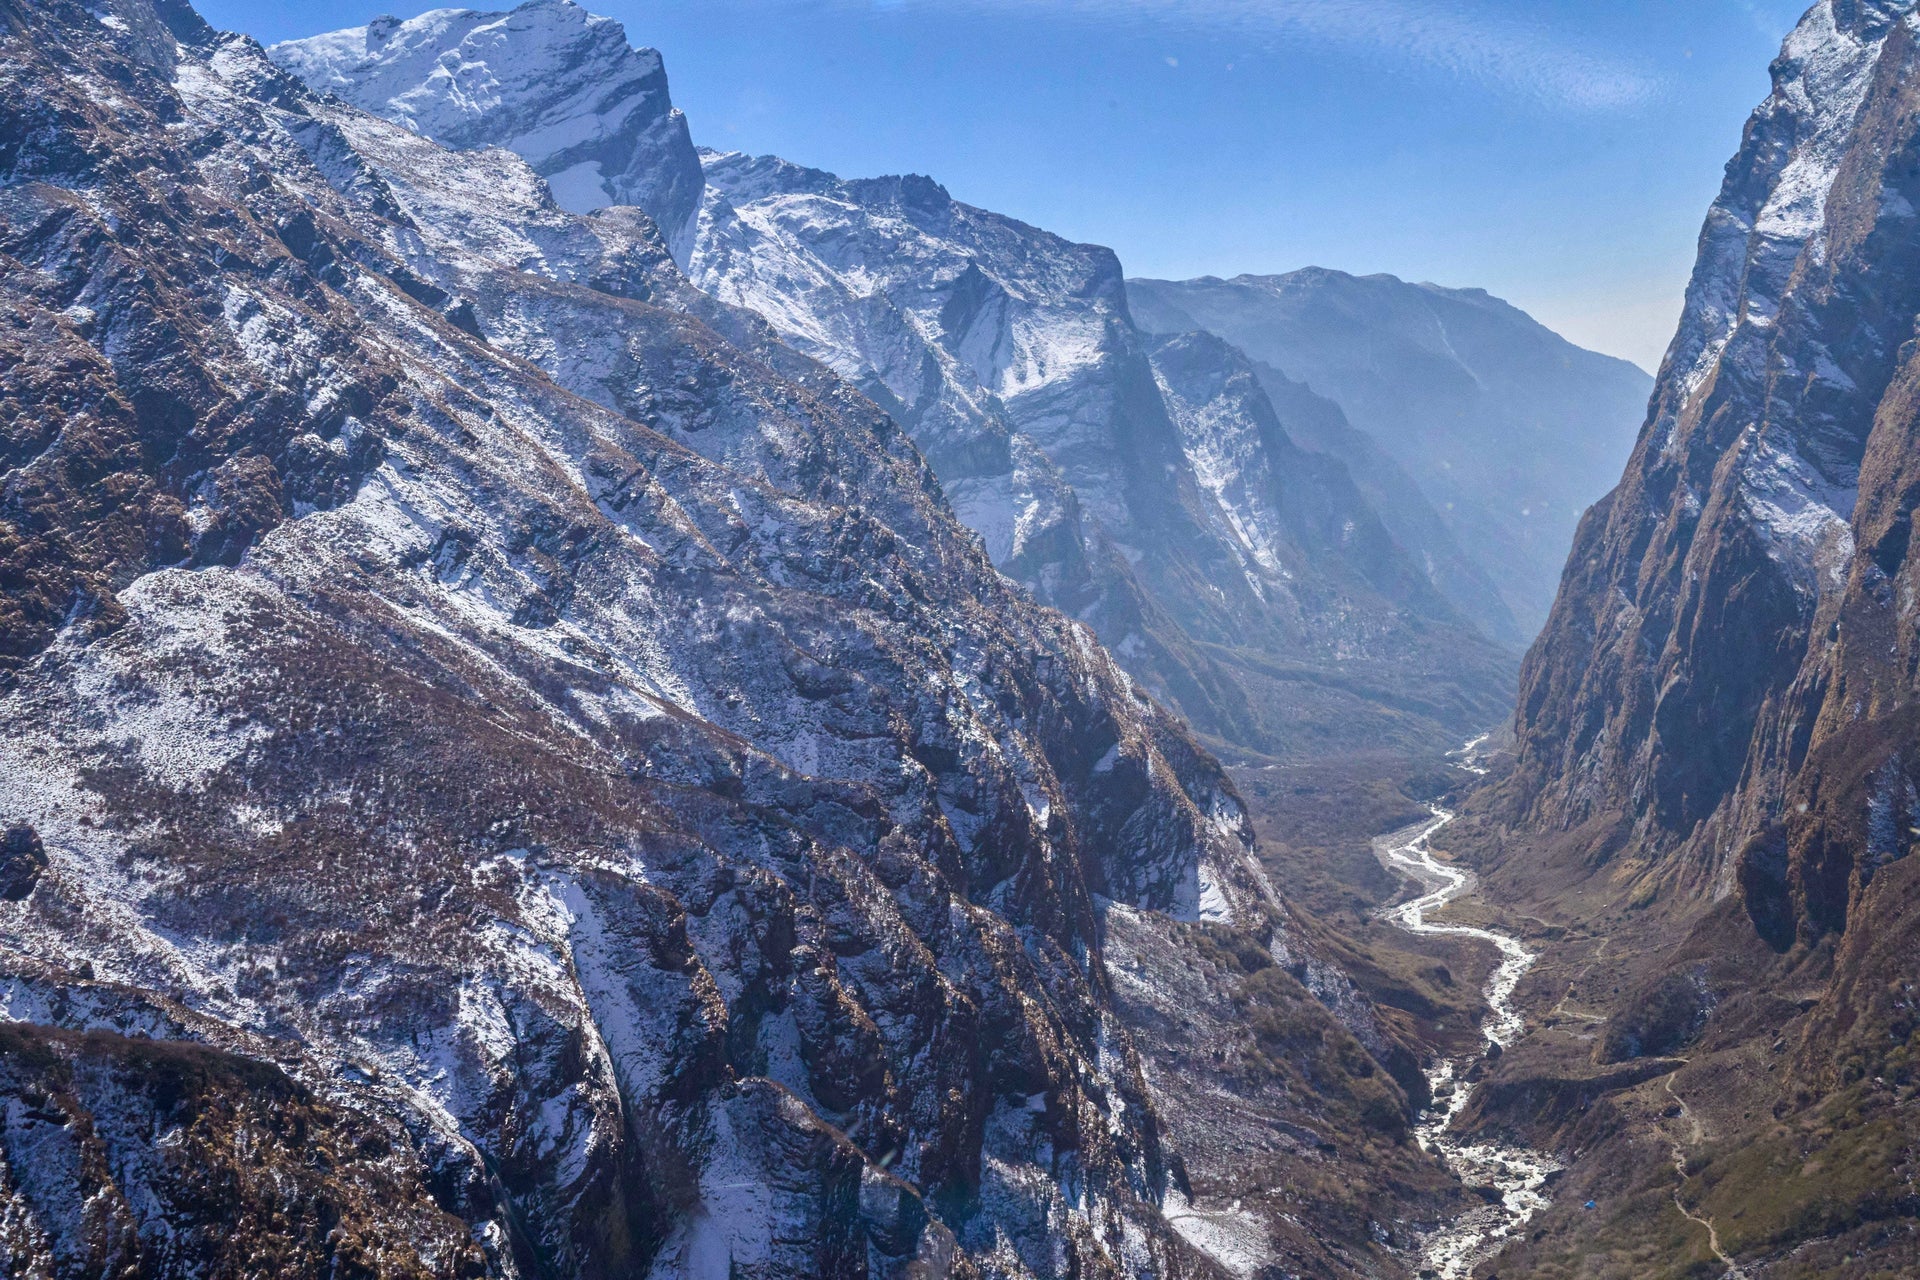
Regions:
[[1374, 737, 1561, 1280], [1545, 935, 1610, 1031], [1663, 1072, 1744, 1277]]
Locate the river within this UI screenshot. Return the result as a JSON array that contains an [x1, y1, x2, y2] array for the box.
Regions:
[[1374, 738, 1562, 1279]]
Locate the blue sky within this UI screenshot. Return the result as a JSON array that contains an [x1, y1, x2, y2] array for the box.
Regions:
[[205, 0, 1813, 371]]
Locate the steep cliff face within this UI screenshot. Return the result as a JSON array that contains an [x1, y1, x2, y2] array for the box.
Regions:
[[1142, 331, 1514, 752], [1130, 270, 1653, 645], [692, 152, 1516, 757], [1242, 366, 1525, 654], [270, 1, 705, 262], [1145, 330, 1432, 616], [0, 0, 1453, 1275], [0, 1019, 497, 1280], [270, 3, 1516, 762], [686, 150, 1244, 738], [1509, 0, 1920, 914], [1456, 4, 1920, 1271]]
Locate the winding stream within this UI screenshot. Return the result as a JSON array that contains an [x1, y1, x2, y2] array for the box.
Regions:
[[1375, 739, 1562, 1279]]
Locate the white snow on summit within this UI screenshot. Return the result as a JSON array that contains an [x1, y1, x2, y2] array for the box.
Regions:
[[271, 1, 705, 261]]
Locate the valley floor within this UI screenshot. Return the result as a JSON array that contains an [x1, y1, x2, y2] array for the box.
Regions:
[[1234, 744, 1920, 1280]]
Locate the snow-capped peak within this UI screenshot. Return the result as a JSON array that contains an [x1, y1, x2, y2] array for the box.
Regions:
[[271, 0, 705, 262]]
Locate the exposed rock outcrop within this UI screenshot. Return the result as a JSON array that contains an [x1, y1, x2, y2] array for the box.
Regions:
[[1506, 0, 1920, 928]]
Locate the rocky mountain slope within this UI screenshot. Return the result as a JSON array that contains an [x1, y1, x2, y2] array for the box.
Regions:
[[271, 2, 1518, 763], [1443, 2, 1920, 1273], [1129, 270, 1654, 644], [1246, 364, 1525, 652], [0, 0, 1462, 1275]]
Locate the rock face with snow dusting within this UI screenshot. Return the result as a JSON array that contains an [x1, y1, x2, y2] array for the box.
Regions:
[[1129, 270, 1654, 646], [270, 2, 1517, 762], [1507, 0, 1920, 909], [687, 155, 1518, 760], [271, 1, 705, 261], [1453, 3, 1920, 1272], [0, 0, 1459, 1275]]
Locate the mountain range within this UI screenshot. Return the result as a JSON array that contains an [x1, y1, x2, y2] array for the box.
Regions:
[[271, 1, 1649, 762], [0, 0, 1470, 1276], [10, 0, 1890, 1276]]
